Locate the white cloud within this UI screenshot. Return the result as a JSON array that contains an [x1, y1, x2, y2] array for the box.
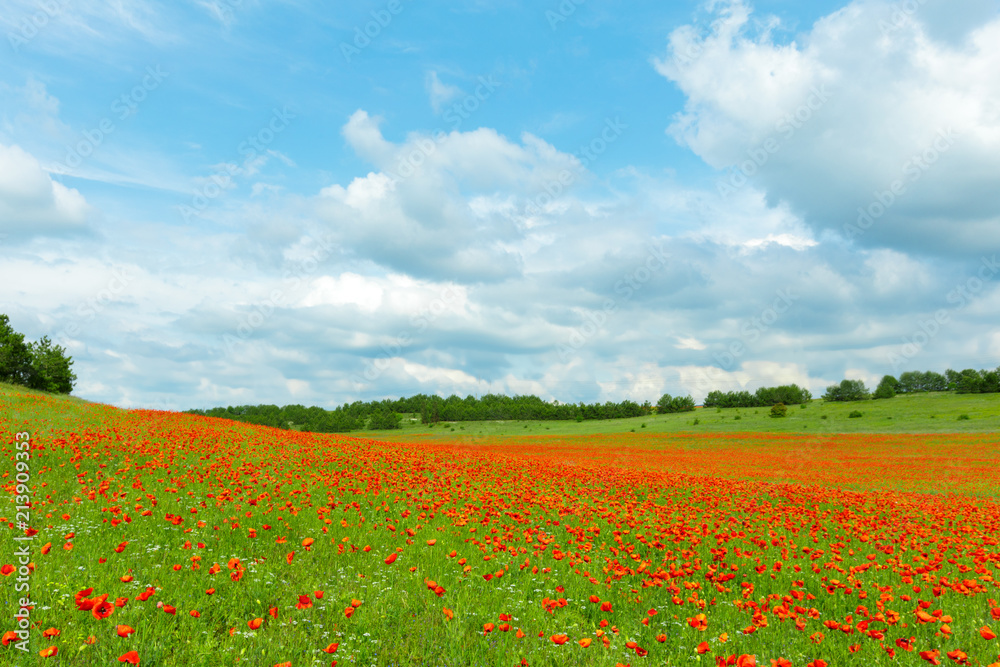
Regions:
[[655, 0, 1000, 255], [425, 71, 462, 114], [0, 143, 90, 238]]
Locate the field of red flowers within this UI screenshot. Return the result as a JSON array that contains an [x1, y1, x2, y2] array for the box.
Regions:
[[2, 389, 1000, 666]]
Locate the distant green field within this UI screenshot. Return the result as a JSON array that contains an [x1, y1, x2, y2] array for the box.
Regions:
[[4, 381, 998, 438], [356, 391, 1000, 438]]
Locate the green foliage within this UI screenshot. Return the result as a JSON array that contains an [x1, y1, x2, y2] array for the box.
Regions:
[[951, 368, 1000, 394], [873, 374, 898, 399], [823, 379, 870, 402], [848, 410, 863, 418], [656, 393, 695, 414], [368, 407, 402, 430], [703, 384, 811, 408], [958, 414, 970, 421], [769, 403, 788, 418], [0, 315, 76, 394], [0, 314, 33, 386], [896, 370, 947, 393]]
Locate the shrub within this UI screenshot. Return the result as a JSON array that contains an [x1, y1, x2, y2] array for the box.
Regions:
[[693, 418, 700, 425], [848, 410, 863, 418], [958, 414, 970, 421], [770, 403, 788, 418]]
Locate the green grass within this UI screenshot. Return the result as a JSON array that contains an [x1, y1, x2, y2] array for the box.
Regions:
[[354, 392, 1000, 439], [5, 382, 998, 439]]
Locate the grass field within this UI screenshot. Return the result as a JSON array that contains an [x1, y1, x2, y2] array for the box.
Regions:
[[2, 384, 1000, 666], [352, 392, 1000, 439]]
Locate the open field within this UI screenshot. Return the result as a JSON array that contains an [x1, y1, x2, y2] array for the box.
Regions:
[[2, 385, 1000, 666], [354, 392, 1000, 439]]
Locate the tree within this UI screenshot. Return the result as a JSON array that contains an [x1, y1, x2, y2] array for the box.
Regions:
[[368, 406, 401, 430], [0, 314, 33, 386], [955, 369, 984, 394], [657, 394, 695, 413], [872, 374, 898, 400], [823, 379, 870, 402], [669, 395, 696, 413]]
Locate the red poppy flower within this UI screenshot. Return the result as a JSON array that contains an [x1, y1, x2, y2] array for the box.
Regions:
[[119, 650, 140, 664]]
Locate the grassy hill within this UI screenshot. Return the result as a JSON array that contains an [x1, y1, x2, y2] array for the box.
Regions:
[[357, 391, 1000, 438], [4, 381, 998, 438]]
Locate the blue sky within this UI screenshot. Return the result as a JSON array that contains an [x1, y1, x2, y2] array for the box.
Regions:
[[1, 0, 998, 410]]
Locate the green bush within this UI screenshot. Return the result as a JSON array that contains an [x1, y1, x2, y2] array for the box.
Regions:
[[770, 403, 788, 418], [848, 410, 863, 418], [958, 414, 970, 421]]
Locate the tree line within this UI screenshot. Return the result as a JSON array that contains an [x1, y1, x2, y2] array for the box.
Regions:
[[825, 367, 1000, 401], [0, 315, 76, 394], [187, 391, 700, 433], [702, 384, 812, 409]]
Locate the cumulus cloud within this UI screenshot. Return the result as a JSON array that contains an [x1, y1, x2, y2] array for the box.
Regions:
[[654, 0, 1000, 256], [0, 143, 90, 239], [322, 111, 597, 282]]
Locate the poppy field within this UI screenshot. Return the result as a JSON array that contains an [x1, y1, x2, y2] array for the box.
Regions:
[[2, 388, 1000, 666]]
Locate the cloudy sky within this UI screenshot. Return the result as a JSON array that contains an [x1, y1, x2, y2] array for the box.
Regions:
[[1, 0, 998, 411]]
